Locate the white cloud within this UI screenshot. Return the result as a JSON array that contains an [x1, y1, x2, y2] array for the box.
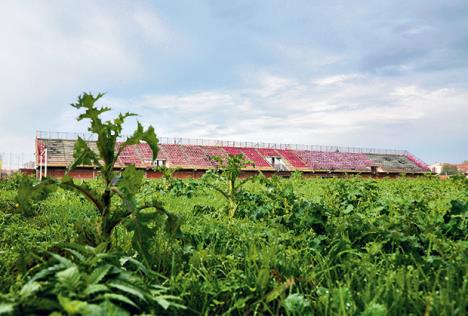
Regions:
[[313, 74, 359, 86], [132, 8, 175, 46], [273, 43, 346, 69], [255, 73, 297, 97], [0, 0, 176, 153], [100, 72, 467, 164], [142, 92, 236, 112]]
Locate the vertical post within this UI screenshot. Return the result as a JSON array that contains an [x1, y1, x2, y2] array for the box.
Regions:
[[34, 152, 38, 179], [44, 148, 48, 177], [39, 152, 43, 181]]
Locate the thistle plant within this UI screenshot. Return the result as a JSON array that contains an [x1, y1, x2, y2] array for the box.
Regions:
[[202, 154, 253, 218], [16, 93, 179, 261]]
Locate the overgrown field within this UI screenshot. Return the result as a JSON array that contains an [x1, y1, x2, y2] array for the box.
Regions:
[[1, 174, 467, 315]]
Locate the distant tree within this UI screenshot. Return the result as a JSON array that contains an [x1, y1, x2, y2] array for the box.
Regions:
[[462, 160, 468, 164], [441, 163, 459, 176]]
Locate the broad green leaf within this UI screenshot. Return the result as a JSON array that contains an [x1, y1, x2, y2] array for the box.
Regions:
[[58, 295, 89, 315], [125, 211, 159, 266], [154, 296, 170, 310], [152, 295, 186, 310], [108, 282, 148, 302], [0, 304, 14, 315], [80, 303, 103, 316], [102, 293, 138, 309], [117, 165, 144, 197], [84, 284, 109, 296], [99, 300, 130, 316], [30, 263, 68, 282], [119, 256, 151, 276], [87, 264, 112, 285], [63, 248, 86, 262], [49, 253, 73, 267], [283, 293, 312, 316], [56, 266, 81, 290], [19, 281, 41, 299]]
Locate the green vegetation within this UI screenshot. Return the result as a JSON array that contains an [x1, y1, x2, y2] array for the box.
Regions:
[[202, 154, 254, 218], [0, 95, 466, 315], [1, 93, 183, 315], [1, 173, 467, 315], [16, 93, 175, 250]]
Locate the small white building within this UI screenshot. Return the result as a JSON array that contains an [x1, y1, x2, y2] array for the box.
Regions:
[[429, 163, 443, 174]]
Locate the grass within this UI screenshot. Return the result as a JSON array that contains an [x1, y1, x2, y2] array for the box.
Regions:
[[0, 174, 467, 315]]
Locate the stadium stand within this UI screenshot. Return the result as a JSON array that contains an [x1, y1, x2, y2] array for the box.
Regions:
[[34, 132, 430, 178], [222, 147, 242, 155], [405, 154, 431, 171], [201, 146, 229, 160], [366, 154, 425, 172], [257, 148, 280, 157], [117, 143, 143, 166], [276, 149, 307, 168], [182, 145, 213, 167], [134, 143, 154, 163], [296, 151, 373, 171], [161, 144, 189, 166], [239, 148, 271, 167]]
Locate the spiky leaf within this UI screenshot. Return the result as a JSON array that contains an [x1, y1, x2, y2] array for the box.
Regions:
[[119, 122, 159, 162], [117, 165, 144, 198], [69, 137, 101, 170], [125, 211, 158, 266]]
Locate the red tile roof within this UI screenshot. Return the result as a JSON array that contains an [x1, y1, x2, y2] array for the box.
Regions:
[[456, 163, 468, 172]]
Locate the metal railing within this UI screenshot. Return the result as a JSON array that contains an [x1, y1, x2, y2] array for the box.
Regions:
[[36, 130, 409, 156], [36, 130, 98, 141], [0, 152, 35, 173]]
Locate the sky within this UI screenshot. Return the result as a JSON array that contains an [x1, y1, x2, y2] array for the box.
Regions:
[[0, 0, 467, 164]]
